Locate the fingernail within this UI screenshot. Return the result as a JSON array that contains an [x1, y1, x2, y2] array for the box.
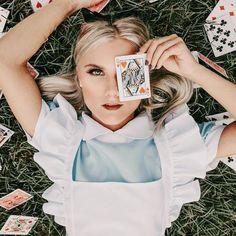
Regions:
[[145, 59, 149, 65]]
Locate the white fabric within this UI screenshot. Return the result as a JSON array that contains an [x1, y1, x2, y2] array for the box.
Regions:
[[80, 111, 155, 143], [24, 93, 225, 235]]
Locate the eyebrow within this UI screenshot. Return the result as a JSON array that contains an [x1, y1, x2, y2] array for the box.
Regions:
[[84, 64, 105, 69]]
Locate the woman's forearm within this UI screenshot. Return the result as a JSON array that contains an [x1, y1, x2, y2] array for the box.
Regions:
[[0, 0, 75, 66], [187, 65, 236, 119]]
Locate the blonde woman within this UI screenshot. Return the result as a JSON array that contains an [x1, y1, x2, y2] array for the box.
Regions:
[[0, 0, 236, 235]]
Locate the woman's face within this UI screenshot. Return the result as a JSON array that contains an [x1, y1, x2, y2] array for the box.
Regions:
[[77, 38, 141, 131]]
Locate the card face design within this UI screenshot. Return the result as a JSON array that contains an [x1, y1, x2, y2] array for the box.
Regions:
[[204, 15, 236, 57], [0, 215, 38, 235], [0, 124, 14, 147], [31, 0, 53, 12], [0, 189, 33, 210], [206, 0, 236, 26], [115, 54, 151, 101]]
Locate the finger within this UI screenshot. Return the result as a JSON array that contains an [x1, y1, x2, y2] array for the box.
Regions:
[[156, 43, 182, 69], [139, 39, 153, 54], [89, 0, 106, 8], [145, 34, 178, 64], [150, 37, 183, 69]]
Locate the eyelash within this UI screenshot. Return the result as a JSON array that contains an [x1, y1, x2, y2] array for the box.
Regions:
[[87, 68, 104, 76]]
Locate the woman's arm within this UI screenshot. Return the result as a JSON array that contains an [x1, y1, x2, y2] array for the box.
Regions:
[[0, 0, 75, 137], [0, 0, 74, 66], [0, 0, 105, 136], [139, 35, 236, 158]]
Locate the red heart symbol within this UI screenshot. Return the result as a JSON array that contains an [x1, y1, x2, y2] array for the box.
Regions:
[[121, 61, 127, 69], [36, 2, 42, 8], [139, 87, 146, 94]]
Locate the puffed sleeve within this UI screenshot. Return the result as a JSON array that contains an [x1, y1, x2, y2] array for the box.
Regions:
[[23, 93, 84, 226], [197, 121, 225, 170], [24, 93, 81, 152], [162, 104, 225, 227]]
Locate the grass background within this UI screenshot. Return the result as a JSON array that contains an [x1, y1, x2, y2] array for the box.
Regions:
[[0, 0, 236, 235]]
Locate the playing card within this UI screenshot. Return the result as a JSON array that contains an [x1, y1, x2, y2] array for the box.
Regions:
[[192, 51, 228, 78], [198, 52, 228, 77], [89, 0, 110, 13], [115, 54, 151, 101], [0, 124, 14, 147], [0, 189, 33, 210], [31, 0, 53, 12], [27, 62, 39, 79], [206, 0, 236, 26], [0, 90, 2, 100], [0, 215, 38, 235], [206, 112, 236, 171], [204, 15, 236, 57], [0, 7, 10, 33], [206, 111, 234, 126]]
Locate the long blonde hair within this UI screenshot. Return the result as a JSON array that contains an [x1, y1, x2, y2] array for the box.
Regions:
[[36, 16, 193, 130]]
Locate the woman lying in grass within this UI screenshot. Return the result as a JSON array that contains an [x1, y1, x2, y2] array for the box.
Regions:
[[0, 0, 236, 235]]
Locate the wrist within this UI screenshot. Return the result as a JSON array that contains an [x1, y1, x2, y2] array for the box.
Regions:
[[183, 64, 207, 83], [53, 0, 78, 17]]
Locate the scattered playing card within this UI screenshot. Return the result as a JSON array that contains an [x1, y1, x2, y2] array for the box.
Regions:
[[0, 189, 33, 210], [89, 0, 110, 12], [206, 111, 234, 126], [0, 215, 38, 235], [206, 0, 236, 26], [0, 7, 10, 33], [31, 0, 53, 12], [0, 124, 14, 147], [27, 62, 39, 79], [115, 54, 151, 101], [204, 14, 236, 57], [198, 52, 228, 77], [206, 112, 236, 171], [192, 51, 228, 78]]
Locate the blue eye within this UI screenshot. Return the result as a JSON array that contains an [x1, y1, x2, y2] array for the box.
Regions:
[[87, 68, 104, 76]]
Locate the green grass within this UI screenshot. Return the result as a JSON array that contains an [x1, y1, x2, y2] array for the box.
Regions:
[[0, 0, 236, 235]]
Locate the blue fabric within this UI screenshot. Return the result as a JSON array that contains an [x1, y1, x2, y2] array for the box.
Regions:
[[197, 121, 216, 141], [47, 101, 216, 183], [73, 138, 161, 183]]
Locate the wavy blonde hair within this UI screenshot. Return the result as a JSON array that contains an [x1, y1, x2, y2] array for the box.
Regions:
[[37, 17, 193, 130]]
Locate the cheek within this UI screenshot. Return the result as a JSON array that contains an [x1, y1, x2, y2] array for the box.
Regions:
[[81, 80, 105, 102]]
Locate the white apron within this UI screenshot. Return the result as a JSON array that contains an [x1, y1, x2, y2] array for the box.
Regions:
[[28, 95, 222, 236]]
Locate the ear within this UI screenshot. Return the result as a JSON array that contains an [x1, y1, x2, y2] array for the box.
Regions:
[[76, 74, 82, 88]]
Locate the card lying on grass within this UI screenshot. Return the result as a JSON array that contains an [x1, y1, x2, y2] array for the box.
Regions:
[[115, 54, 151, 102], [0, 215, 38, 235], [0, 7, 10, 33], [204, 15, 236, 57], [31, 0, 110, 12], [0, 124, 14, 148], [0, 189, 33, 210]]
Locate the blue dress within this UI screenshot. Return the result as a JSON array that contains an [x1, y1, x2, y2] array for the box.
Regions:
[[47, 101, 219, 183]]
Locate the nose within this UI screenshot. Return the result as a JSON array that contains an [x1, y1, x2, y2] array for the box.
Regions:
[[105, 74, 120, 98]]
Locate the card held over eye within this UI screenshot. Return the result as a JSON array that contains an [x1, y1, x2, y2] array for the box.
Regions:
[[115, 54, 151, 102]]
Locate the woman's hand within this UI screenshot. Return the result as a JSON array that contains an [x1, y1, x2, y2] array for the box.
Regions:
[[139, 34, 200, 79], [68, 0, 108, 13]]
